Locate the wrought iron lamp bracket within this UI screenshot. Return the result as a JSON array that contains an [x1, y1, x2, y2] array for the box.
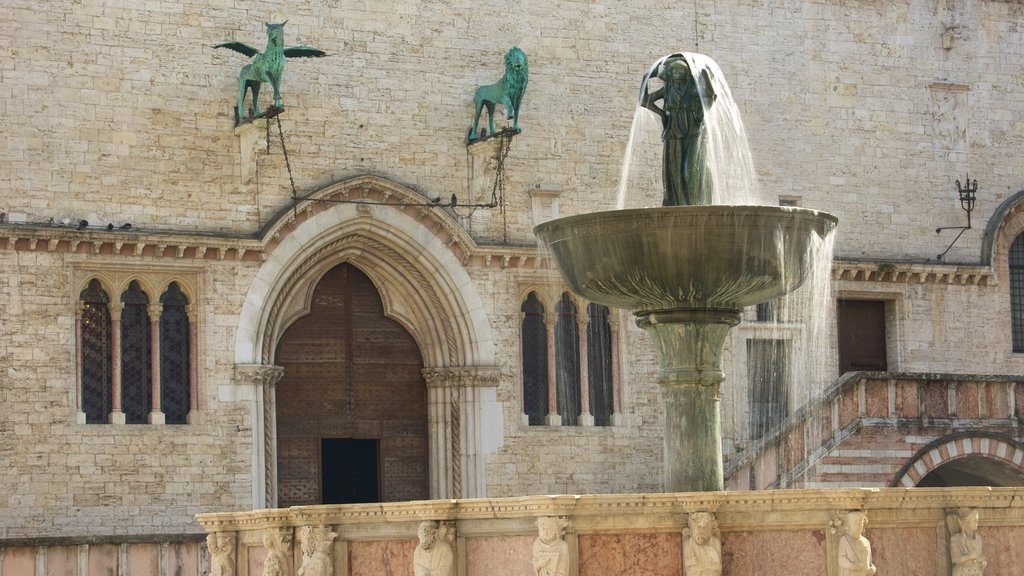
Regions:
[[936, 173, 977, 261]]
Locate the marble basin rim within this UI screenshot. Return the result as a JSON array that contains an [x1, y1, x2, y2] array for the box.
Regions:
[[533, 205, 838, 314]]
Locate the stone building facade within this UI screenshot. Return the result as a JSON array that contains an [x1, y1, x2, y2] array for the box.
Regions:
[[1, 0, 1023, 540]]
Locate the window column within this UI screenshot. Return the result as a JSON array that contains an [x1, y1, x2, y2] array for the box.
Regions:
[[544, 310, 561, 426], [577, 314, 594, 426], [109, 301, 125, 424], [148, 303, 165, 424]]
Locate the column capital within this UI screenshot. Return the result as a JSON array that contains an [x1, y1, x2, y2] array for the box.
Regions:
[[233, 364, 285, 388], [422, 366, 500, 389]]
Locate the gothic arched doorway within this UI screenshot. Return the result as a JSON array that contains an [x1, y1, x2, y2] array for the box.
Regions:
[[274, 263, 428, 506]]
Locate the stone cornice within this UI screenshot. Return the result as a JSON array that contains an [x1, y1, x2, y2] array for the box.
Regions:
[[833, 259, 994, 286], [195, 487, 1022, 533], [0, 224, 265, 262]]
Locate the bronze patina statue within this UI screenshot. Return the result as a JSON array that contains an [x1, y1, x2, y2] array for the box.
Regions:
[[215, 22, 327, 123], [640, 53, 717, 206], [468, 47, 529, 142]]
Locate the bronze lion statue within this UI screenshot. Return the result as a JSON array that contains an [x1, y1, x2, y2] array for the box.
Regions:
[[468, 47, 529, 141]]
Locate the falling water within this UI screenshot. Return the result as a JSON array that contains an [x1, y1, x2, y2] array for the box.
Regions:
[[615, 52, 839, 473]]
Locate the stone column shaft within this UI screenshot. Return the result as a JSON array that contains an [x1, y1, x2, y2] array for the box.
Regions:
[[636, 308, 739, 492]]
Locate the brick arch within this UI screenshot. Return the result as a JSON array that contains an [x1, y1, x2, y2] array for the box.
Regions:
[[892, 433, 1024, 487]]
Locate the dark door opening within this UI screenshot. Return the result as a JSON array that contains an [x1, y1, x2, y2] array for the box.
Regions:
[[321, 438, 380, 504], [837, 299, 888, 376]]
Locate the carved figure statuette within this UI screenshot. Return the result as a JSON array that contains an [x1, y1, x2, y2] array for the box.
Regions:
[[831, 511, 876, 576], [948, 507, 987, 576], [215, 22, 327, 122], [297, 525, 338, 576], [413, 520, 455, 576], [468, 47, 529, 141], [683, 512, 722, 576], [261, 528, 294, 576], [207, 532, 236, 576], [640, 53, 717, 206], [532, 516, 569, 576]]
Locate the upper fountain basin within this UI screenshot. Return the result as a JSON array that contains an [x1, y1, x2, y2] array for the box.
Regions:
[[534, 205, 837, 313]]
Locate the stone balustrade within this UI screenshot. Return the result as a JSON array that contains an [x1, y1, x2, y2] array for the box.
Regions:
[[726, 373, 1024, 490], [195, 487, 1024, 576], [0, 534, 207, 576]]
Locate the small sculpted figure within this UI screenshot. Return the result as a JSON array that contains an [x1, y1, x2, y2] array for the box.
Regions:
[[837, 511, 876, 576], [640, 53, 717, 206], [683, 512, 722, 576], [468, 47, 529, 141], [413, 520, 454, 576], [215, 22, 327, 122], [532, 516, 569, 576], [948, 508, 987, 576], [261, 529, 293, 576], [297, 525, 338, 576], [207, 532, 236, 576]]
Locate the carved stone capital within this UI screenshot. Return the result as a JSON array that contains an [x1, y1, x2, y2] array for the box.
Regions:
[[422, 366, 500, 389], [234, 364, 285, 388]]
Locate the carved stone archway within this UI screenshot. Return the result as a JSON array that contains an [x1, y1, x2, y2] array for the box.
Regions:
[[234, 176, 500, 507]]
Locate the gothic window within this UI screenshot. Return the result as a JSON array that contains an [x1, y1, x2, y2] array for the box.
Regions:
[[555, 293, 581, 426], [1012, 234, 1024, 352], [521, 292, 548, 425], [520, 292, 618, 426], [586, 303, 614, 426], [78, 275, 195, 425], [80, 280, 112, 424], [121, 281, 152, 424], [160, 282, 191, 424], [748, 338, 790, 439]]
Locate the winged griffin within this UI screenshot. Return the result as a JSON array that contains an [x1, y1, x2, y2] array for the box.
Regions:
[[215, 22, 326, 122]]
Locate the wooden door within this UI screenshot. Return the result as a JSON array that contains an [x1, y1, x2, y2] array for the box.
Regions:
[[837, 299, 888, 375], [275, 264, 428, 506]]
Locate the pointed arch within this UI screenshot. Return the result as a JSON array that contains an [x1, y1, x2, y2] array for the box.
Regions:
[[234, 176, 500, 505]]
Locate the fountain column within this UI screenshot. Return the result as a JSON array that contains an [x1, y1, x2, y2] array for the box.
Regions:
[[637, 309, 738, 492]]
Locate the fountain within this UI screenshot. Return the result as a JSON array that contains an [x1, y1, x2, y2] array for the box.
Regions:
[[534, 53, 838, 492]]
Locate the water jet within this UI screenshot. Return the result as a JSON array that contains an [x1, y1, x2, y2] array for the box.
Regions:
[[534, 53, 837, 492]]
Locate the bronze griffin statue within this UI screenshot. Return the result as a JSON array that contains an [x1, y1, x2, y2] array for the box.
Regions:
[[215, 21, 327, 123]]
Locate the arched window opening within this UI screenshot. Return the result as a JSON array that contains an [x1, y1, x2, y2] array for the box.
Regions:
[[521, 292, 548, 425], [1011, 233, 1024, 352], [555, 293, 581, 426], [160, 283, 191, 424], [121, 281, 152, 424], [586, 303, 614, 426], [80, 279, 112, 424]]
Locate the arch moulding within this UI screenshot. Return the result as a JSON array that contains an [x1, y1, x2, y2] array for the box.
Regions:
[[233, 175, 501, 507]]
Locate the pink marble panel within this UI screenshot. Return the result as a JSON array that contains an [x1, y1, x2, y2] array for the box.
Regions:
[[579, 533, 681, 576], [894, 380, 920, 418], [47, 544, 78, 576], [870, 527, 935, 574], [723, 530, 825, 576], [349, 539, 416, 576], [248, 546, 268, 576], [88, 545, 118, 576], [127, 544, 158, 576], [168, 541, 199, 576], [465, 535, 534, 576], [980, 525, 1024, 576], [865, 380, 888, 418], [2, 547, 35, 576]]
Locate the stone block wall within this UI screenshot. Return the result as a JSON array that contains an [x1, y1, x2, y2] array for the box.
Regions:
[[1, 0, 1024, 540]]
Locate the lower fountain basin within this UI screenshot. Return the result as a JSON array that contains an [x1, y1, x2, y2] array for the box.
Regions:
[[534, 206, 837, 313]]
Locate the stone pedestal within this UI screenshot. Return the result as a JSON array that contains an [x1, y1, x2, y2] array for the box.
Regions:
[[637, 308, 739, 492]]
